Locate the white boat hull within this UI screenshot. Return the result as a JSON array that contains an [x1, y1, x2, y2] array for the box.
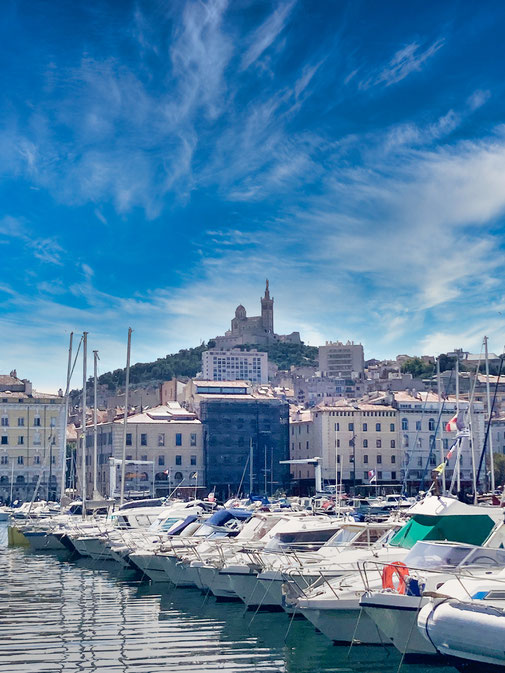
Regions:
[[129, 553, 170, 582], [299, 600, 386, 645]]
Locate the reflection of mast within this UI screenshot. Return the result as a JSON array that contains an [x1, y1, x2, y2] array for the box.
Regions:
[[61, 332, 73, 502]]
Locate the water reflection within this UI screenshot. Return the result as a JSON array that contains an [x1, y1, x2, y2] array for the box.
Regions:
[[0, 525, 454, 673]]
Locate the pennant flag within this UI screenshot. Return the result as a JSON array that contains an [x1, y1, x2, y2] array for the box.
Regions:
[[445, 445, 456, 460], [191, 472, 198, 480], [368, 469, 377, 483], [433, 462, 446, 474], [163, 468, 171, 475], [446, 410, 465, 433], [207, 491, 215, 502]]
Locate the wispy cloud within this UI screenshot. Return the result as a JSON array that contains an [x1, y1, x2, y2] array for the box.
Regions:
[[360, 38, 445, 89], [240, 1, 296, 70]]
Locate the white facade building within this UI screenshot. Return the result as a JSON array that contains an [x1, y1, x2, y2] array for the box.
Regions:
[[202, 349, 268, 384]]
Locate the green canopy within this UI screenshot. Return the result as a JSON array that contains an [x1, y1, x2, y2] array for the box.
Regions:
[[390, 514, 495, 549]]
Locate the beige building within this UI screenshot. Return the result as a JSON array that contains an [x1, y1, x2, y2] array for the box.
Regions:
[[318, 341, 365, 380], [0, 373, 66, 503], [289, 408, 316, 488], [312, 402, 399, 486], [78, 403, 204, 498]]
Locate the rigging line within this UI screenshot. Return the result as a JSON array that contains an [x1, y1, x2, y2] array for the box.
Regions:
[[476, 354, 504, 487]]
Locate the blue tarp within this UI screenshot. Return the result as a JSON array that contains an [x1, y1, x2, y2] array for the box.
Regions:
[[167, 514, 199, 536], [206, 508, 252, 527]]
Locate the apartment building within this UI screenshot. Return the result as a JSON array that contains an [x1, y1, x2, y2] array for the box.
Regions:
[[201, 349, 268, 384], [0, 373, 66, 503], [79, 403, 204, 498], [318, 341, 365, 379]]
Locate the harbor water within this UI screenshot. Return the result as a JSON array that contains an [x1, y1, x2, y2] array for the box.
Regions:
[[0, 524, 454, 673]]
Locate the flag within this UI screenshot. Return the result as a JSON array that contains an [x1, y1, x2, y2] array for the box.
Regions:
[[163, 469, 171, 476], [446, 410, 465, 433], [433, 462, 446, 474], [207, 491, 215, 502], [191, 472, 198, 480], [445, 444, 456, 460], [368, 469, 377, 483]]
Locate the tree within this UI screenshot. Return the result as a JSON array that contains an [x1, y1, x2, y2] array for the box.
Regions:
[[400, 357, 433, 378], [493, 453, 505, 487]]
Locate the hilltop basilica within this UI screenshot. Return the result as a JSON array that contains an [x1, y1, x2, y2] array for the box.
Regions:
[[213, 281, 301, 349]]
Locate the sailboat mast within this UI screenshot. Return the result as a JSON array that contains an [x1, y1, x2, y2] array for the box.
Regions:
[[81, 332, 88, 508], [455, 356, 461, 493], [60, 332, 73, 502], [484, 336, 495, 493], [436, 356, 445, 494], [120, 328, 132, 507], [93, 350, 99, 497]]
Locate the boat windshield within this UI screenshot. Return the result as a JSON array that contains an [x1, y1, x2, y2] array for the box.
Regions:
[[460, 547, 505, 568], [326, 526, 387, 548], [404, 541, 474, 570]]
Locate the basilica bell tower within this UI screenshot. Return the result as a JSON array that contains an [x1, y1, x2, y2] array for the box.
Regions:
[[261, 279, 274, 333]]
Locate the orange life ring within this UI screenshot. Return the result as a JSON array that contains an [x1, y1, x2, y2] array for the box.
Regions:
[[382, 561, 409, 594]]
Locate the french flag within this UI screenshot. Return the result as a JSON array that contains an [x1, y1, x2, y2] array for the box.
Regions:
[[368, 469, 377, 483]]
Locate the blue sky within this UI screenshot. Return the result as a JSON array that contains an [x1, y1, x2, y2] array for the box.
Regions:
[[2, 0, 505, 391]]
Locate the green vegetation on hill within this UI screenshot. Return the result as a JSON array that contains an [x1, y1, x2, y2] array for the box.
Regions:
[[94, 341, 318, 392], [234, 342, 318, 370]]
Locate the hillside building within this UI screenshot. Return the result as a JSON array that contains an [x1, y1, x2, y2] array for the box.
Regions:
[[213, 280, 300, 349], [318, 341, 365, 380], [201, 349, 268, 384]]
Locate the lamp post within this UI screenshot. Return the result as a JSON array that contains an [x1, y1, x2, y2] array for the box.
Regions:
[[350, 434, 357, 493]]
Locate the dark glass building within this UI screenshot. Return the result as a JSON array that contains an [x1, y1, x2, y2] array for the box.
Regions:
[[200, 397, 290, 499]]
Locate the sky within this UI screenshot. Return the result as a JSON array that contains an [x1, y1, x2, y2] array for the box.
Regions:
[[2, 0, 505, 392]]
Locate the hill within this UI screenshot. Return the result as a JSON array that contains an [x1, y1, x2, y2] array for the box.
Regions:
[[96, 341, 318, 392]]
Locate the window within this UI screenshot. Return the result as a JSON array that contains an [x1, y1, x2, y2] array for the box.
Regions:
[[1, 417, 8, 427], [174, 471, 183, 481], [376, 439, 382, 448], [158, 433, 165, 446], [175, 455, 182, 466], [390, 439, 395, 448], [376, 423, 381, 432], [17, 456, 24, 464], [126, 433, 132, 446], [141, 433, 147, 446], [51, 455, 56, 464], [443, 438, 449, 450], [363, 423, 368, 432], [34, 417, 41, 427], [378, 471, 383, 480], [126, 455, 132, 461], [363, 454, 368, 464], [417, 457, 423, 467], [190, 433, 197, 446], [17, 436, 24, 445], [18, 418, 24, 427], [428, 418, 435, 431], [50, 416, 56, 427], [391, 455, 396, 464], [416, 420, 422, 431], [377, 454, 382, 464], [33, 432, 41, 446], [175, 433, 182, 446], [0, 455, 7, 464], [191, 455, 197, 466], [336, 439, 340, 448], [363, 439, 368, 448], [402, 418, 408, 431], [390, 423, 395, 432], [158, 455, 165, 466], [1, 436, 7, 445], [141, 454, 147, 462], [334, 422, 339, 431], [349, 454, 354, 463], [348, 422, 354, 431], [391, 471, 397, 480], [364, 471, 369, 480], [403, 434, 409, 447]]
